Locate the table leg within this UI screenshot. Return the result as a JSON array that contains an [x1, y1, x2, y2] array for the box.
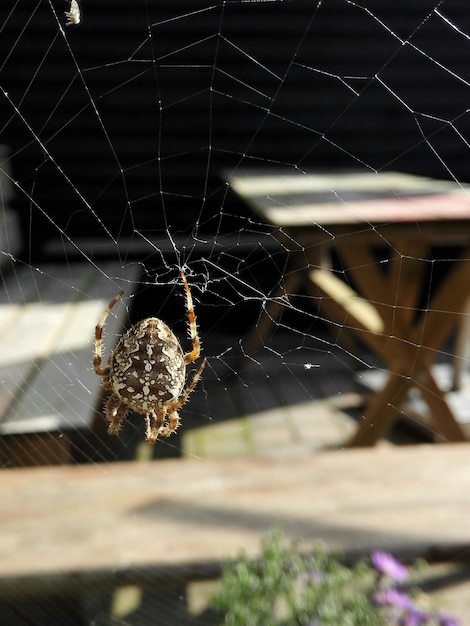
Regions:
[[417, 368, 466, 442], [341, 242, 470, 446], [346, 371, 411, 447], [453, 295, 470, 390], [414, 246, 470, 353]]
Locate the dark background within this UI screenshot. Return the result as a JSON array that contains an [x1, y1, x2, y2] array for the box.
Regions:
[[2, 0, 470, 260]]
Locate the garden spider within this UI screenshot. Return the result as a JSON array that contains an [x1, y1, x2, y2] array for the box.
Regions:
[[93, 271, 206, 444]]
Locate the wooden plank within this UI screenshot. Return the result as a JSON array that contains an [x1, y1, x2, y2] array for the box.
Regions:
[[0, 444, 470, 592], [228, 170, 463, 198], [228, 170, 470, 247], [0, 433, 72, 467], [0, 262, 139, 435], [228, 170, 470, 227], [309, 268, 383, 334], [0, 267, 73, 424]]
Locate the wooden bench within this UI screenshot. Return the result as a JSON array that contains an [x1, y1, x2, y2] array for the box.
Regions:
[[0, 444, 469, 620], [0, 260, 139, 465]]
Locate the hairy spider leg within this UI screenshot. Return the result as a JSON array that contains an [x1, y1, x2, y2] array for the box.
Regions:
[[172, 357, 207, 411], [147, 357, 207, 444], [164, 357, 207, 415], [156, 410, 180, 440], [106, 394, 129, 436], [180, 271, 202, 365], [93, 290, 125, 376], [145, 408, 166, 445]]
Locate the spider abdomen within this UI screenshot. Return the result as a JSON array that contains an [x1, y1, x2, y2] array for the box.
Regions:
[[109, 317, 186, 413]]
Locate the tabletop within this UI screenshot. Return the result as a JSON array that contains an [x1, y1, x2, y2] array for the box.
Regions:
[[227, 170, 470, 240]]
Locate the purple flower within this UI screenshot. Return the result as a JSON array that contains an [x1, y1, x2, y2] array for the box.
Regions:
[[372, 588, 412, 609], [371, 551, 408, 582], [437, 615, 459, 626], [399, 607, 429, 625]]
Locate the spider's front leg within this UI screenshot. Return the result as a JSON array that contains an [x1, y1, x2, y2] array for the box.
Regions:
[[93, 290, 125, 377], [180, 272, 202, 366], [106, 395, 130, 436]]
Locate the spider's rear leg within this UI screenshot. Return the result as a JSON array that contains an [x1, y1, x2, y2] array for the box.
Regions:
[[145, 408, 166, 445], [147, 359, 206, 443], [172, 358, 207, 411], [158, 411, 180, 438], [106, 395, 129, 436]]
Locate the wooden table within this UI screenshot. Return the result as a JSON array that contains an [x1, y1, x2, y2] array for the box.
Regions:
[[227, 169, 470, 447], [1, 445, 470, 596]]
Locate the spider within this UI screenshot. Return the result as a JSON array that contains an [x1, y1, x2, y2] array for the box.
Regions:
[[93, 271, 206, 445]]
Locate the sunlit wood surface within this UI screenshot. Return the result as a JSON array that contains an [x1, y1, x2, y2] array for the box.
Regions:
[[1, 443, 469, 592]]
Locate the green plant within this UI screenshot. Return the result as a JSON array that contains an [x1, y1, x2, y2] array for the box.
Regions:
[[210, 528, 458, 626]]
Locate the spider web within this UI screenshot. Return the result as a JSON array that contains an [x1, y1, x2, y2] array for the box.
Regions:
[[1, 0, 470, 623]]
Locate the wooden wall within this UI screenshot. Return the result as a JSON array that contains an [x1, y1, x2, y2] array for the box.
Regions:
[[1, 0, 470, 256]]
